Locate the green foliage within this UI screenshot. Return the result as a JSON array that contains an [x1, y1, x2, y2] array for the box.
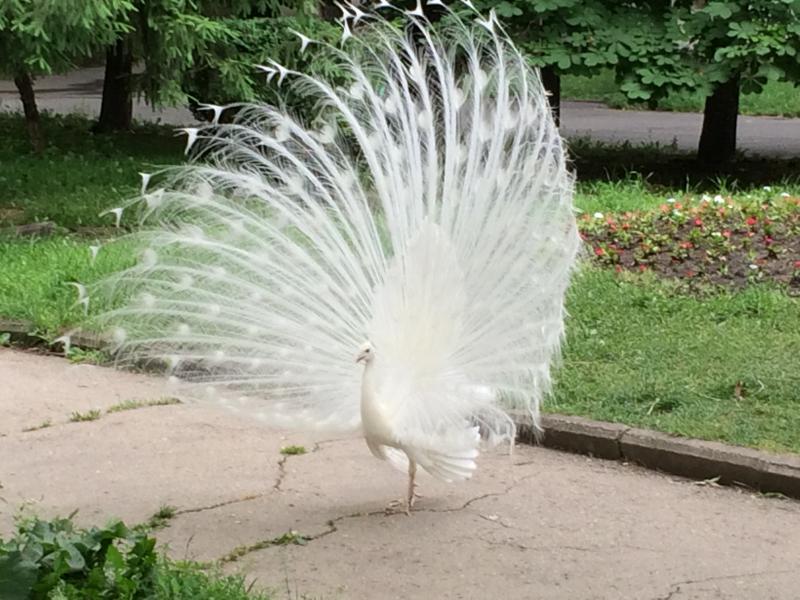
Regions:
[[181, 13, 344, 116], [563, 69, 800, 117], [280, 445, 307, 455], [480, 0, 800, 104], [66, 347, 107, 365], [0, 0, 133, 75], [0, 515, 157, 599], [131, 0, 244, 107], [0, 515, 271, 599]]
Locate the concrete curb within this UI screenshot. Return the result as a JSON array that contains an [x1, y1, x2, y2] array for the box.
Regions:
[[0, 318, 104, 350], [3, 318, 799, 500], [516, 413, 800, 500]]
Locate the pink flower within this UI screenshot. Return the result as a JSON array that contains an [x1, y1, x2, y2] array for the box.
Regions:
[[746, 216, 758, 226]]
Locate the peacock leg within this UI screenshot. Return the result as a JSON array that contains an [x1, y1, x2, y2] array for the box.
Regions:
[[406, 459, 418, 514]]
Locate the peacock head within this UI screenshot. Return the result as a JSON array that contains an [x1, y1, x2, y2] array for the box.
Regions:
[[355, 341, 374, 365]]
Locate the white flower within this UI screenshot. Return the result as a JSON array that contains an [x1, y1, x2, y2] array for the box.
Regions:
[[593, 212, 604, 219], [763, 186, 772, 191], [749, 264, 759, 270], [781, 192, 791, 198], [667, 198, 676, 204], [673, 210, 682, 216], [714, 195, 724, 204], [701, 194, 711, 202]]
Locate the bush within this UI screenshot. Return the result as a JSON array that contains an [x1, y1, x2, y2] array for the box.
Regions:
[[0, 515, 269, 600]]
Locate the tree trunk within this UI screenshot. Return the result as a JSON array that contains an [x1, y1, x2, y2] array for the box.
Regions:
[[318, 0, 339, 20], [14, 71, 45, 153], [95, 38, 134, 132], [541, 66, 561, 127], [698, 75, 739, 166]]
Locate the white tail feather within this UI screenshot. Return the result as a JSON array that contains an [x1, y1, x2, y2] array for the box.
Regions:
[[95, 5, 579, 445]]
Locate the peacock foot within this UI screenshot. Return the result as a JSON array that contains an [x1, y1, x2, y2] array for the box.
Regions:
[[384, 488, 423, 515], [384, 498, 411, 516]]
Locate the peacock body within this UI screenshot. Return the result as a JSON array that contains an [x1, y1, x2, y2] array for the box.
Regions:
[[98, 1, 580, 511]]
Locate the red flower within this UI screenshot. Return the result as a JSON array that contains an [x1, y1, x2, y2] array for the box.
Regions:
[[622, 222, 630, 230], [638, 264, 648, 272], [722, 230, 732, 238], [594, 247, 605, 256], [764, 236, 773, 245], [746, 216, 758, 226], [679, 241, 693, 249], [694, 218, 703, 227], [794, 260, 800, 269]]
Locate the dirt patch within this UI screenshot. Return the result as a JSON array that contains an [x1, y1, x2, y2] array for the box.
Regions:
[[580, 193, 800, 292]]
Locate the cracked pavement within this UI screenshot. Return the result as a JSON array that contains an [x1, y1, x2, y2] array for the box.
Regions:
[[2, 347, 800, 599]]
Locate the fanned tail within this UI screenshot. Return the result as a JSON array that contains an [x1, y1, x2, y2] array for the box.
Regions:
[[92, 2, 579, 440]]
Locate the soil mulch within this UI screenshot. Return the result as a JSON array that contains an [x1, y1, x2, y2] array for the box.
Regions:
[[579, 192, 800, 292]]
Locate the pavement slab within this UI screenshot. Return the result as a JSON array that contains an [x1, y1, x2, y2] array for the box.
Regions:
[[2, 347, 800, 600]]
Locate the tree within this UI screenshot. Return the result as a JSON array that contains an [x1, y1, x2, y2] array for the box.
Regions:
[[692, 1, 800, 164], [478, 0, 623, 125], [91, 1, 341, 131], [607, 0, 800, 165], [93, 0, 245, 132], [0, 0, 133, 150], [480, 0, 800, 165]]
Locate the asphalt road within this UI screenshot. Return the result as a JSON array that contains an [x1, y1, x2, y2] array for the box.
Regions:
[[2, 67, 799, 158]]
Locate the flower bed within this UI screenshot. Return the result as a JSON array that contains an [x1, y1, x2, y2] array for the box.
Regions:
[[579, 191, 800, 291]]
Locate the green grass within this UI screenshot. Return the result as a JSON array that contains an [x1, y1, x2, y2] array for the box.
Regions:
[[2, 234, 797, 452], [563, 69, 800, 117], [574, 177, 800, 214], [69, 409, 102, 422], [145, 504, 178, 530], [107, 397, 182, 413], [0, 236, 136, 338], [1, 114, 798, 455], [0, 113, 182, 230], [280, 445, 308, 456], [551, 268, 800, 453]]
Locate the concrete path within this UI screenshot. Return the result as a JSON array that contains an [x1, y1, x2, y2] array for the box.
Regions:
[[2, 68, 800, 157], [2, 346, 800, 599]]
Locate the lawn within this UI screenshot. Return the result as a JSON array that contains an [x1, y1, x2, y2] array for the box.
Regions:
[[1, 114, 799, 454], [0, 114, 182, 230], [562, 69, 800, 117]]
